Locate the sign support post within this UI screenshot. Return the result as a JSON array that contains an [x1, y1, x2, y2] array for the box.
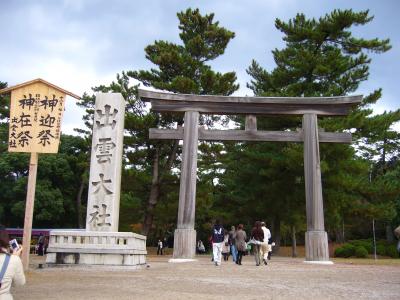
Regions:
[[21, 152, 38, 270]]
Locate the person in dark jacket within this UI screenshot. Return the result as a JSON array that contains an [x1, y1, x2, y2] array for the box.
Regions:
[[251, 221, 264, 266], [37, 233, 44, 256], [212, 220, 225, 266]]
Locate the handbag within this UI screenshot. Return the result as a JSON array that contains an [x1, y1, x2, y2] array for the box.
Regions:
[[248, 238, 261, 245], [0, 254, 11, 288]]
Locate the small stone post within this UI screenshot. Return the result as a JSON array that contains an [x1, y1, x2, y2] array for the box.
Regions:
[[303, 113, 330, 262], [173, 111, 199, 259]]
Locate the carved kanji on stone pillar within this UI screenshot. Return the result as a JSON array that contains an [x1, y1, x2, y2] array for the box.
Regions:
[[86, 94, 125, 232]]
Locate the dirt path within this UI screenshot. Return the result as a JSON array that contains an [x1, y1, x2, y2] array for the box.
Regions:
[[13, 255, 400, 300]]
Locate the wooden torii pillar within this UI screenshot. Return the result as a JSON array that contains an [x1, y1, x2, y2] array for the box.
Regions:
[[139, 89, 362, 263]]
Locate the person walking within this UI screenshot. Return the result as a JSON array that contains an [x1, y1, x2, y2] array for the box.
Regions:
[[0, 227, 25, 300], [251, 221, 264, 266], [157, 239, 163, 255], [260, 221, 271, 265], [234, 224, 247, 265], [197, 240, 205, 254], [212, 220, 225, 266], [229, 226, 237, 263], [37, 233, 44, 256], [222, 231, 230, 261]]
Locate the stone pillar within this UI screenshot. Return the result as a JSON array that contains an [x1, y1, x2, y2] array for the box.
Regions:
[[86, 93, 125, 232], [173, 111, 199, 259], [303, 113, 330, 262]]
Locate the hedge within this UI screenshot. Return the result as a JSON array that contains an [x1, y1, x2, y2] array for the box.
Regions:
[[335, 240, 399, 258]]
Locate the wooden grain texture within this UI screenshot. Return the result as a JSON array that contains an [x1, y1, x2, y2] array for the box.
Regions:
[[142, 87, 359, 262], [305, 231, 329, 261], [139, 89, 362, 116], [139, 89, 362, 105], [177, 111, 199, 229], [303, 114, 325, 231], [245, 115, 257, 131], [149, 127, 185, 140], [303, 114, 330, 261], [149, 128, 352, 143], [150, 100, 354, 116], [22, 152, 38, 270], [173, 228, 197, 259], [8, 81, 66, 153], [318, 132, 352, 143]]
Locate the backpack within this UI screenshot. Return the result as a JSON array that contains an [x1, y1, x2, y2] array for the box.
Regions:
[[213, 226, 224, 243]]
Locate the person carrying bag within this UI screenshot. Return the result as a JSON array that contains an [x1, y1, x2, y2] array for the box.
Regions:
[[250, 221, 264, 266]]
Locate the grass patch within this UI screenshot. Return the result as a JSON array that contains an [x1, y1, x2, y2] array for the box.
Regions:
[[333, 257, 400, 265]]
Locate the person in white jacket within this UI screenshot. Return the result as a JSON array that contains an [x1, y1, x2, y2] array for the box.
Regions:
[[0, 228, 26, 300], [260, 221, 271, 265]]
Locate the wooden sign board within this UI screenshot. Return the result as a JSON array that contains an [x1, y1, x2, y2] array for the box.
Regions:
[[1, 79, 80, 153], [0, 78, 79, 270]]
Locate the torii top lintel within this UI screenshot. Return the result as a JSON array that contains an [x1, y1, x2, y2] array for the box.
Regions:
[[139, 89, 362, 116]]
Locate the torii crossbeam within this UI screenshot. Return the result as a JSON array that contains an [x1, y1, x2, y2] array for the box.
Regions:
[[139, 89, 362, 263]]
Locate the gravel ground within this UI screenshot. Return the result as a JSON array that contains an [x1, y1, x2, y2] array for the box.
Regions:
[[12, 255, 400, 300]]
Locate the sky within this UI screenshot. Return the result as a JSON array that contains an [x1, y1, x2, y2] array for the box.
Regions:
[[1, 0, 399, 134]]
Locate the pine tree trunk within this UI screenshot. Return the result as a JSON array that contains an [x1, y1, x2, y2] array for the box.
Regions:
[[76, 179, 85, 229], [272, 217, 281, 253], [342, 218, 345, 242], [386, 224, 394, 243], [334, 218, 345, 243], [335, 230, 342, 243], [141, 148, 160, 236], [141, 140, 179, 237], [291, 225, 297, 257]]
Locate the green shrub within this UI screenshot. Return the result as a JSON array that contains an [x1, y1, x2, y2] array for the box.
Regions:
[[342, 244, 355, 257], [343, 239, 399, 258], [335, 244, 355, 258], [334, 247, 344, 257], [385, 245, 399, 258], [349, 240, 373, 253], [354, 246, 368, 258], [376, 244, 386, 256]]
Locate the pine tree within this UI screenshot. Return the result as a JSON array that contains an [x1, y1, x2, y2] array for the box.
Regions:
[[77, 8, 239, 237], [233, 9, 393, 246], [129, 8, 239, 236]]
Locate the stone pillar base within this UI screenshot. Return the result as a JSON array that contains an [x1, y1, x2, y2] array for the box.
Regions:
[[45, 231, 147, 266], [305, 230, 330, 261], [173, 228, 196, 259]]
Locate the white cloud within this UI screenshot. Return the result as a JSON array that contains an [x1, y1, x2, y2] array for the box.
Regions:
[[1, 0, 398, 135]]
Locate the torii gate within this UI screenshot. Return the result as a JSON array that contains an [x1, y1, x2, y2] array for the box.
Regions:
[[139, 89, 362, 263]]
